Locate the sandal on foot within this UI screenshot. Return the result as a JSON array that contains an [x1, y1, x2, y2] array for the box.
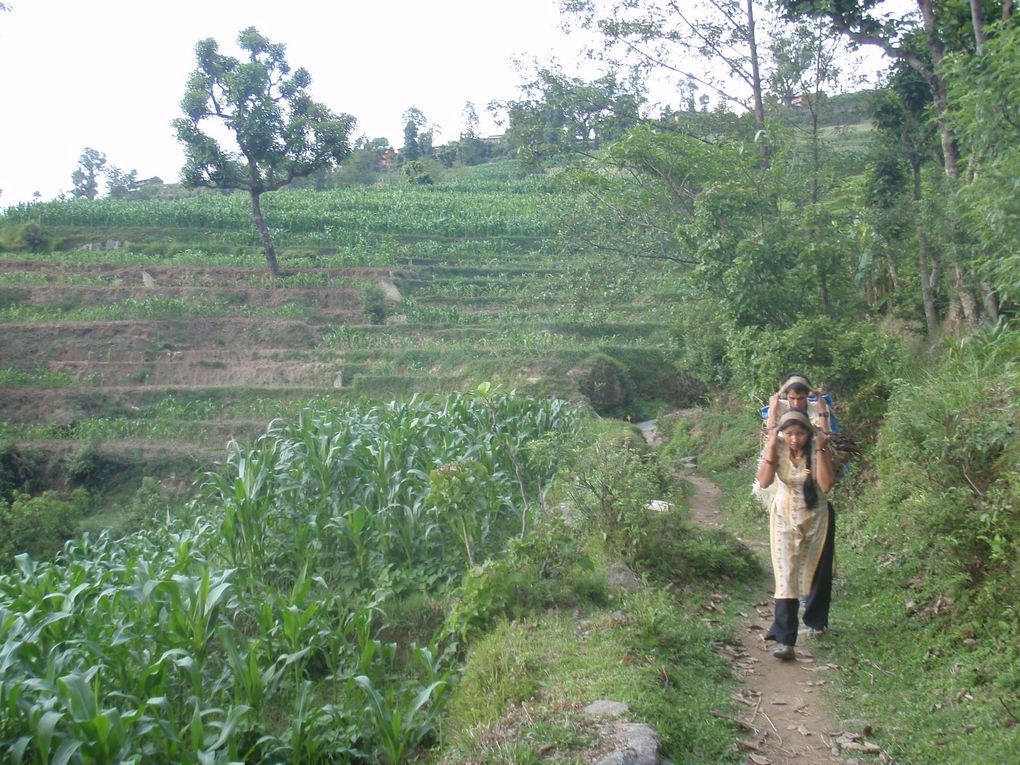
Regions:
[[771, 645, 796, 661]]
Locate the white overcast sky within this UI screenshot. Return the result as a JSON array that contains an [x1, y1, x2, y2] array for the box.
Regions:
[[0, 1, 905, 207], [0, 0, 600, 205]]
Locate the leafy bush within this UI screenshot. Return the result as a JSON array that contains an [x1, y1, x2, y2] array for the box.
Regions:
[[630, 511, 759, 584], [16, 220, 51, 252], [363, 283, 387, 324], [0, 443, 47, 500], [0, 489, 91, 567], [64, 438, 121, 488], [817, 325, 1020, 761], [443, 515, 606, 645], [565, 433, 681, 564], [868, 330, 1020, 629], [724, 317, 906, 434]]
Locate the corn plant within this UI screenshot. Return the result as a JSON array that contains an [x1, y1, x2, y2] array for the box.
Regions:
[[0, 389, 577, 762], [354, 672, 449, 765]]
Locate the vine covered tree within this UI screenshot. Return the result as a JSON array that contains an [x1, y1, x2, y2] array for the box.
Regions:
[[174, 27, 355, 277], [70, 147, 107, 200], [105, 166, 139, 199]]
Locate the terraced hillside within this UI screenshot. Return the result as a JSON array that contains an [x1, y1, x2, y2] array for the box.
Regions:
[[0, 163, 699, 512]]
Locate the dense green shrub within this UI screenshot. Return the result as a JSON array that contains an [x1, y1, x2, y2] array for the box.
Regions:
[[64, 438, 122, 488], [724, 317, 907, 433], [17, 220, 52, 252], [630, 511, 759, 585], [0, 443, 47, 500], [363, 282, 387, 324], [867, 330, 1020, 628], [565, 433, 682, 563], [0, 489, 91, 567], [443, 515, 607, 644]]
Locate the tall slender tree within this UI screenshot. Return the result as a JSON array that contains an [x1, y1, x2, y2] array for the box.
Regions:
[[174, 27, 355, 277], [775, 0, 1006, 325], [561, 0, 770, 134]]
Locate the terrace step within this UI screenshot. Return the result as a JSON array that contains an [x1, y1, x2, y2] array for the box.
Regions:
[[0, 259, 401, 287], [48, 360, 346, 387], [3, 284, 365, 313], [0, 318, 332, 360], [0, 387, 354, 425]]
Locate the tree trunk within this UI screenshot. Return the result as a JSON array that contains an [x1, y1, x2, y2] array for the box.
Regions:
[[917, 0, 960, 179], [810, 80, 827, 314], [910, 155, 939, 336], [970, 0, 987, 53], [981, 281, 1000, 322], [1005, 0, 1015, 21], [955, 266, 979, 325], [959, 3, 989, 328], [917, 230, 938, 335], [885, 249, 900, 293], [917, 0, 987, 326], [745, 0, 766, 135], [250, 190, 280, 278], [819, 269, 831, 315]]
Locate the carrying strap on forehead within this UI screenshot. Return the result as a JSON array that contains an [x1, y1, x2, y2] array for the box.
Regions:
[[778, 408, 813, 432], [781, 375, 811, 393]]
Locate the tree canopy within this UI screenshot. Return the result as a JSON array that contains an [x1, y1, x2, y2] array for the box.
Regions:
[[174, 27, 355, 276], [70, 148, 107, 201]]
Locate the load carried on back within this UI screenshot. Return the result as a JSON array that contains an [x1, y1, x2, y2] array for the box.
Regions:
[[754, 373, 858, 508]]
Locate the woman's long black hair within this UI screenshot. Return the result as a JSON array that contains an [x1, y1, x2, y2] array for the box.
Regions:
[[780, 408, 818, 508]]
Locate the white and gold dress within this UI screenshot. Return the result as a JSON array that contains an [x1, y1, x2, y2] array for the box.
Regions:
[[767, 446, 829, 599]]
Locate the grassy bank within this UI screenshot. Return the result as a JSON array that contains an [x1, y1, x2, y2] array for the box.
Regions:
[[432, 419, 761, 763]]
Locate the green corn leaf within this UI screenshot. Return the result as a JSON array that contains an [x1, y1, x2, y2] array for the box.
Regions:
[[51, 738, 83, 765], [58, 674, 97, 722]]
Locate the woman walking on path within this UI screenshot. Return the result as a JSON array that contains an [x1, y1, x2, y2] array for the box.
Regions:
[[756, 401, 836, 660], [757, 373, 847, 641]]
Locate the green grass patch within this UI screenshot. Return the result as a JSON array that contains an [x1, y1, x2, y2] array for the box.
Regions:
[[440, 588, 744, 764], [0, 366, 78, 387], [0, 294, 320, 322]]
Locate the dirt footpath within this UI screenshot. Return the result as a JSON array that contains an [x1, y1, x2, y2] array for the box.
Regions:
[[683, 471, 868, 765]]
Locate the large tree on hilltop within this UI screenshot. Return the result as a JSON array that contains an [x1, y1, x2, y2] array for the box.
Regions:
[[492, 63, 645, 170], [174, 27, 355, 277], [71, 147, 107, 200]]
